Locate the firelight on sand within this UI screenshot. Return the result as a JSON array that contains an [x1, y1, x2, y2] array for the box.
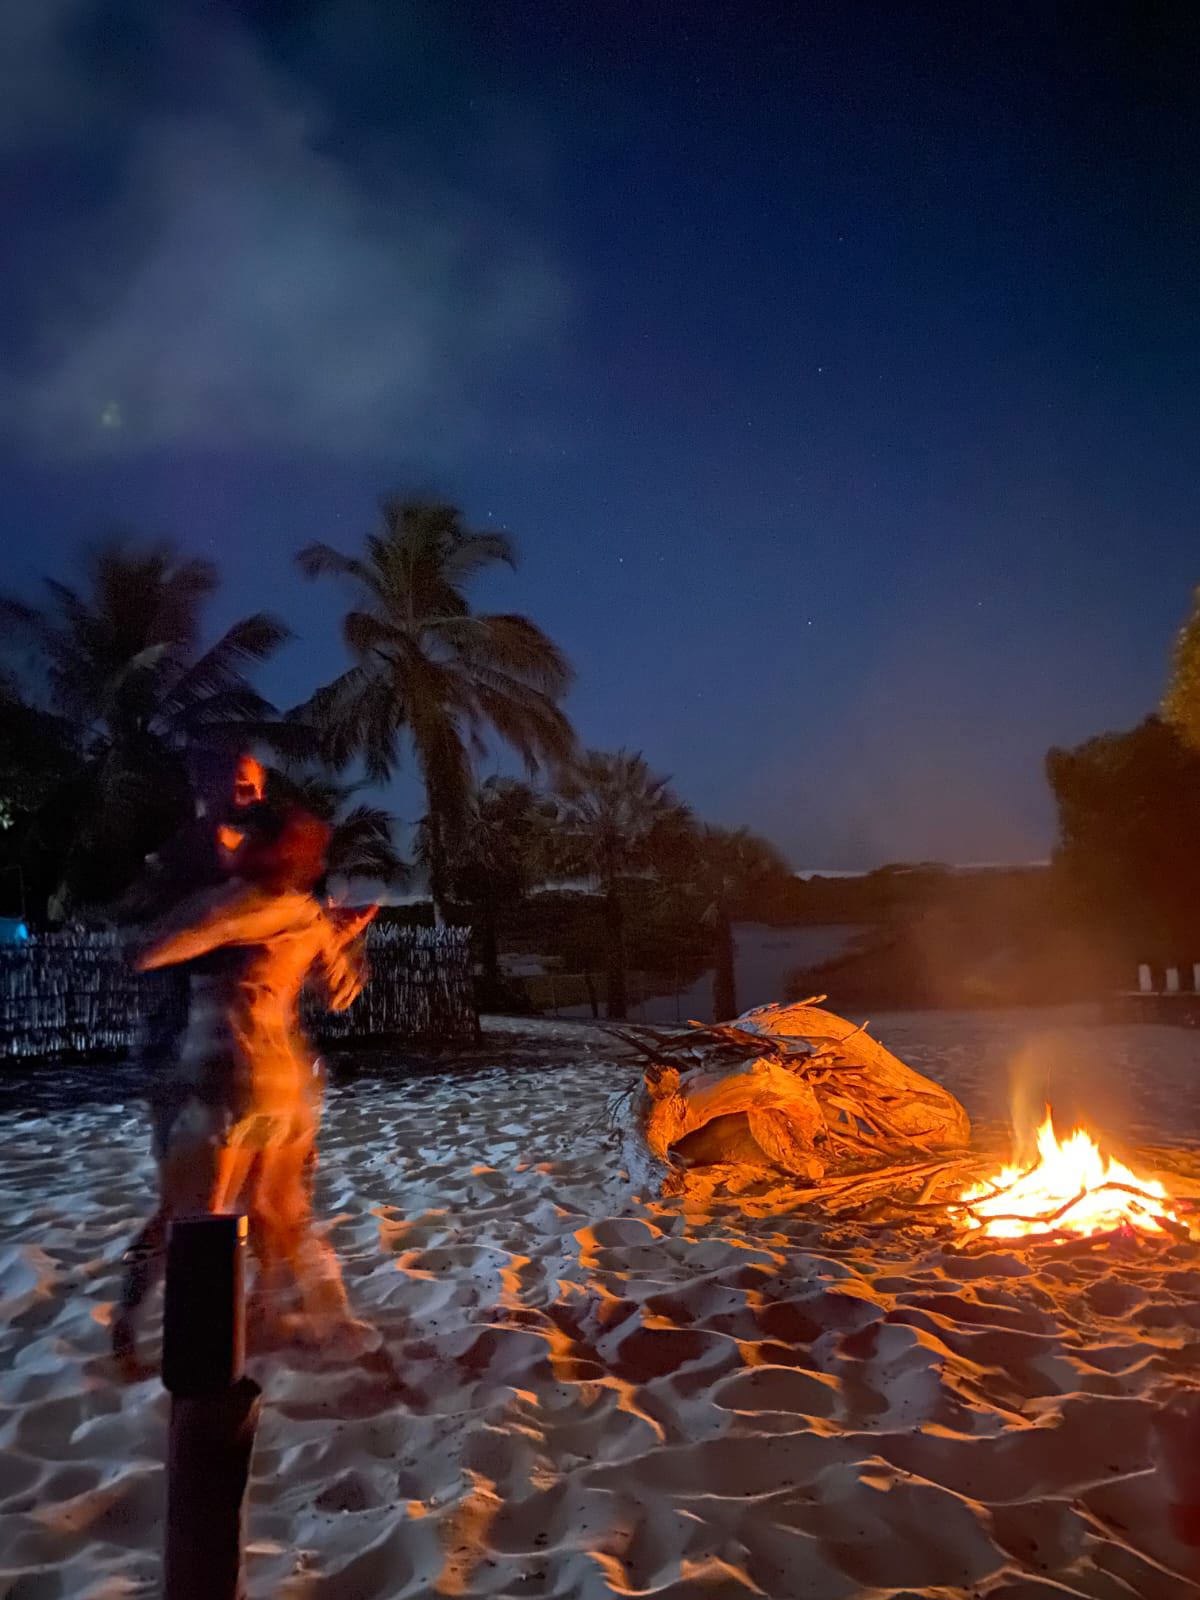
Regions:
[[955, 1112, 1179, 1239]]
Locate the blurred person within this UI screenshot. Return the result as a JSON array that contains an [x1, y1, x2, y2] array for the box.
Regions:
[[122, 749, 271, 1150], [112, 749, 272, 1372], [115, 806, 376, 1371]]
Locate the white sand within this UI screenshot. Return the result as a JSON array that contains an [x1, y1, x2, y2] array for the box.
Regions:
[[3, 1012, 1200, 1598]]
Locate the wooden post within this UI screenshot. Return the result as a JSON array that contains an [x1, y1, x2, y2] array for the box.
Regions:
[[163, 1215, 260, 1600]]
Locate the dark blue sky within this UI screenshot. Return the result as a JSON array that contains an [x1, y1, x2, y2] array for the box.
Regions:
[[2, 2, 1197, 867]]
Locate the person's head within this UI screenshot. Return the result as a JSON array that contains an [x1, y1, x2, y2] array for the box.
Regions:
[[232, 753, 266, 809], [237, 805, 331, 894], [188, 747, 265, 817], [204, 752, 269, 869]]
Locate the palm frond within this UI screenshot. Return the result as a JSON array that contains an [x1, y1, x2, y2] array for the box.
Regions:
[[157, 613, 291, 724], [327, 802, 410, 884], [441, 529, 518, 587], [469, 681, 577, 772], [438, 613, 575, 697], [296, 542, 372, 584], [343, 609, 400, 660], [293, 666, 404, 777]]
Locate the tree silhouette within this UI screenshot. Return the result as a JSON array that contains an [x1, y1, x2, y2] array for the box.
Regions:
[[1162, 585, 1200, 752], [297, 499, 575, 920], [0, 539, 293, 913], [689, 825, 791, 1018], [551, 750, 693, 1019]]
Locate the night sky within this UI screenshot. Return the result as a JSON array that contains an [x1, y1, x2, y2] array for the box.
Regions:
[[2, 2, 1198, 869]]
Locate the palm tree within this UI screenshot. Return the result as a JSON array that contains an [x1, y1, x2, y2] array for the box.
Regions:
[[270, 770, 409, 890], [296, 499, 576, 920], [434, 776, 555, 999], [0, 539, 294, 913], [551, 750, 693, 1019], [690, 825, 791, 1020]]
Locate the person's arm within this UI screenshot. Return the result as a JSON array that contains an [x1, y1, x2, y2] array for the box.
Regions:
[[311, 912, 371, 1012], [327, 903, 379, 945], [135, 884, 315, 971]]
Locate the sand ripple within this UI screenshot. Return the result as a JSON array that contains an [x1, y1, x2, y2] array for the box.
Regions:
[[2, 1037, 1200, 1597]]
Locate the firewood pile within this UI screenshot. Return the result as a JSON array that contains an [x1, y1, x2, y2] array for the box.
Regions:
[[609, 998, 996, 1221]]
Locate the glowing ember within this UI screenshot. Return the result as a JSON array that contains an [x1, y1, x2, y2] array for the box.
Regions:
[[954, 1112, 1178, 1239]]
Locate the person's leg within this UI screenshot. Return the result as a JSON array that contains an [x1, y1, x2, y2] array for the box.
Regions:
[[112, 1202, 168, 1374], [114, 981, 191, 1371], [273, 1122, 379, 1355], [237, 1151, 290, 1346], [111, 1114, 220, 1375], [215, 1117, 305, 1343]]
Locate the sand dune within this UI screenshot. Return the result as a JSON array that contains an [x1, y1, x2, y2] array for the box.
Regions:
[[3, 1018, 1200, 1598]]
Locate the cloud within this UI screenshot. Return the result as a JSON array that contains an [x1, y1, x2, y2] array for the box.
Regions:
[[0, 3, 570, 459]]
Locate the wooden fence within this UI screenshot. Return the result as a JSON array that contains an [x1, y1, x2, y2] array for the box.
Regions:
[[0, 923, 478, 1059]]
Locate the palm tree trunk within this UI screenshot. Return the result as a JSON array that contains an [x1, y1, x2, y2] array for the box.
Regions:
[[604, 886, 627, 1020], [424, 810, 448, 926], [712, 904, 737, 1021], [479, 900, 501, 996]]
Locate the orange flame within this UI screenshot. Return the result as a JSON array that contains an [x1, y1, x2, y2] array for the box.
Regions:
[[955, 1112, 1178, 1239]]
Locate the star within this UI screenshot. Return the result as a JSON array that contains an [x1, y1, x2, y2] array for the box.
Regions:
[[100, 401, 122, 430]]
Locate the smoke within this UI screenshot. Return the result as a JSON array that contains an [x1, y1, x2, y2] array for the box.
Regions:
[[1005, 1028, 1136, 1163], [1006, 1047, 1048, 1166], [0, 2, 570, 460]]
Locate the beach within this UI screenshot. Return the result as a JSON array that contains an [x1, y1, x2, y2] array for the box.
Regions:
[[3, 1008, 1200, 1598]]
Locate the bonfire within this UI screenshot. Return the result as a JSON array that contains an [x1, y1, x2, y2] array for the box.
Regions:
[[613, 1001, 1194, 1241], [952, 1112, 1180, 1239]]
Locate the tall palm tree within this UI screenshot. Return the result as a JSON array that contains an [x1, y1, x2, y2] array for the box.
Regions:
[[297, 499, 575, 920], [551, 750, 693, 1019], [690, 825, 791, 1020], [0, 539, 294, 913]]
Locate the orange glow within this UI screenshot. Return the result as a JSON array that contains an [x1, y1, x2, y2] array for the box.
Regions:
[[953, 1112, 1178, 1239], [216, 824, 246, 857], [232, 754, 266, 808]]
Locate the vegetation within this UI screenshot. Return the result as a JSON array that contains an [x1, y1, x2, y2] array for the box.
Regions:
[[268, 770, 410, 890], [296, 499, 575, 921], [10, 510, 1195, 1021], [0, 522, 789, 1027], [0, 540, 295, 914], [1047, 716, 1200, 962], [687, 825, 791, 1018], [549, 750, 694, 1018], [1161, 585, 1200, 752], [430, 776, 556, 1006]]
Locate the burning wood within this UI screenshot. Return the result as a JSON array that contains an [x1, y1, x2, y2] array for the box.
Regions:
[[611, 1005, 1195, 1243], [951, 1112, 1181, 1239]]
